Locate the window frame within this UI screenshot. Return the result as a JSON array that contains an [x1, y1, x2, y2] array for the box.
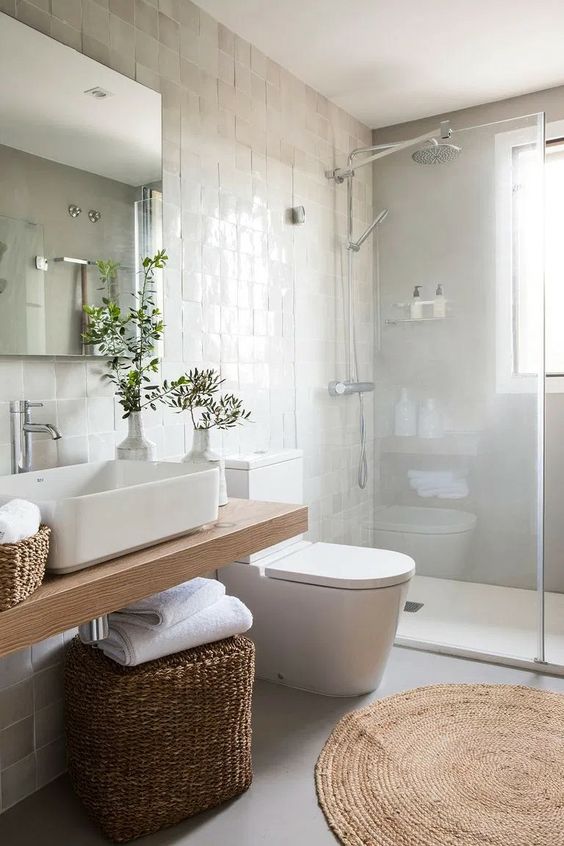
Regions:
[[494, 119, 545, 394]]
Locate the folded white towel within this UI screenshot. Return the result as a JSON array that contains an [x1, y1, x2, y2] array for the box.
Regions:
[[410, 480, 467, 491], [0, 499, 41, 544], [110, 578, 225, 630], [408, 470, 457, 483], [412, 480, 469, 499], [100, 595, 253, 667], [438, 487, 469, 500]]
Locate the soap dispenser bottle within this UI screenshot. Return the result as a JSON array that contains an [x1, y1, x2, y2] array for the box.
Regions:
[[410, 285, 423, 319], [394, 388, 417, 437], [418, 398, 444, 439], [433, 284, 446, 318]]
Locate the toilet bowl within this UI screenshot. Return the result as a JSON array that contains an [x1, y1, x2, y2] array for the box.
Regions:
[[220, 540, 414, 697], [221, 451, 415, 697], [367, 505, 477, 579]]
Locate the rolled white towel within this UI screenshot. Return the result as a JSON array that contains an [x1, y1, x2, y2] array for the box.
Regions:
[[110, 578, 225, 630], [100, 595, 253, 667], [0, 499, 41, 544]]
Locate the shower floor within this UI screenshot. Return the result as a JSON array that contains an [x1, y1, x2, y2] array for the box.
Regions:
[[397, 575, 564, 668]]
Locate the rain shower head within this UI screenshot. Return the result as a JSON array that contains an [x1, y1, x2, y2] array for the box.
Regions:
[[412, 137, 461, 165]]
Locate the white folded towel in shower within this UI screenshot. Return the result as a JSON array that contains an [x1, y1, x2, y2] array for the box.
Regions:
[[408, 469, 468, 499], [0, 499, 41, 544], [100, 595, 253, 667], [109, 578, 225, 630], [438, 482, 469, 499], [412, 480, 469, 499]]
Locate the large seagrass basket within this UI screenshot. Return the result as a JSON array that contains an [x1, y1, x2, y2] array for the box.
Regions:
[[64, 634, 255, 842]]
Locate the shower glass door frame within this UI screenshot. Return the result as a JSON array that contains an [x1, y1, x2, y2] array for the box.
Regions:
[[374, 111, 551, 672]]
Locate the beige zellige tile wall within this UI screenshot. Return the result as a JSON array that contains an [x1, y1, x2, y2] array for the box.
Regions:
[[0, 0, 375, 811]]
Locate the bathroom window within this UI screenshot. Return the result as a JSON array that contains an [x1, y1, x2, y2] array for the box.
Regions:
[[495, 122, 545, 393], [544, 139, 564, 378]]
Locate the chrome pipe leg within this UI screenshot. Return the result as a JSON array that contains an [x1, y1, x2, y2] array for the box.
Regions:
[[79, 615, 110, 644]]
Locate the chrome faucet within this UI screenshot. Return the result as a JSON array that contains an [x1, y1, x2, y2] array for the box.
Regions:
[[10, 400, 62, 474]]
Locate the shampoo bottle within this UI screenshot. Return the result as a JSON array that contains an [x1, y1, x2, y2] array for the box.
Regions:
[[410, 285, 423, 319], [394, 388, 417, 437], [418, 398, 444, 439], [433, 284, 446, 318]]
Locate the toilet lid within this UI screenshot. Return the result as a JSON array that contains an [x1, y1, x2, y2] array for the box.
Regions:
[[264, 542, 415, 590]]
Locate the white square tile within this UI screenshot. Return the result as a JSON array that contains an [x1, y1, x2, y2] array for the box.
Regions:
[[31, 635, 65, 672], [55, 361, 86, 399], [87, 397, 115, 434], [0, 650, 32, 691], [88, 433, 116, 462], [22, 361, 56, 401], [0, 362, 23, 402], [56, 399, 87, 437], [86, 362, 114, 398]]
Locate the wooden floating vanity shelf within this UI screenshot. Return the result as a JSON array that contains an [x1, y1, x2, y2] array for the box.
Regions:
[[0, 499, 308, 659]]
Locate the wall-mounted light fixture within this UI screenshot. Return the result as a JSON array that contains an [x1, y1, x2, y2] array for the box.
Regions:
[[68, 204, 81, 218], [88, 210, 101, 223]]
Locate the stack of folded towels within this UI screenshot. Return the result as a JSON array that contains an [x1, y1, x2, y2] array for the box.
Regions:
[[0, 499, 41, 543], [100, 578, 253, 667], [408, 470, 469, 500]]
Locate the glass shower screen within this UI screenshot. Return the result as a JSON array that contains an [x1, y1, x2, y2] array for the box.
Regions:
[[371, 113, 545, 664]]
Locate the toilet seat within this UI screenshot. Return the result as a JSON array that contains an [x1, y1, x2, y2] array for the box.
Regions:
[[263, 542, 415, 590]]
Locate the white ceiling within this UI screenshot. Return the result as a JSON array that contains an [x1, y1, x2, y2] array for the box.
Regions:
[[196, 0, 564, 128], [0, 13, 161, 186]]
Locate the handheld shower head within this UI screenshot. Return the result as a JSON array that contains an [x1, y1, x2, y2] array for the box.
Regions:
[[412, 137, 461, 165], [348, 208, 389, 252]]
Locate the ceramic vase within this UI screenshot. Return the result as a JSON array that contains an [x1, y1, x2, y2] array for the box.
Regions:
[[116, 411, 156, 461], [183, 428, 228, 506]]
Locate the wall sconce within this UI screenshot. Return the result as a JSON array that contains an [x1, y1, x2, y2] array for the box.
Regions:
[[88, 210, 101, 223], [68, 204, 82, 218]]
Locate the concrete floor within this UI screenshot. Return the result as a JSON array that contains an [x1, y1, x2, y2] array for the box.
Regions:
[[2, 645, 564, 845]]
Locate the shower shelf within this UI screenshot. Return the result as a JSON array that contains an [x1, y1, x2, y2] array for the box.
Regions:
[[381, 433, 480, 457], [384, 316, 449, 325]]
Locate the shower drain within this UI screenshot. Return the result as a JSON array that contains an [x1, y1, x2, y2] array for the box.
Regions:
[[404, 601, 424, 613]]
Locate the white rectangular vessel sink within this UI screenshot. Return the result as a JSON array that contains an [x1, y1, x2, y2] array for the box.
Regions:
[[0, 461, 220, 574]]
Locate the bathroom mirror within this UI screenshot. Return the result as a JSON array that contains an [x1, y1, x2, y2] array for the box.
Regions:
[[0, 13, 162, 357]]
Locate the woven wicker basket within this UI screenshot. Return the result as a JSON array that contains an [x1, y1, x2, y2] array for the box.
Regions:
[[64, 634, 255, 843], [0, 525, 50, 612]]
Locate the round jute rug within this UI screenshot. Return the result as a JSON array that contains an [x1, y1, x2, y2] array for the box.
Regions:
[[315, 684, 564, 846]]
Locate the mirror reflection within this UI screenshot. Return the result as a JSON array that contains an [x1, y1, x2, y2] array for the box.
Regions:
[[0, 13, 162, 356]]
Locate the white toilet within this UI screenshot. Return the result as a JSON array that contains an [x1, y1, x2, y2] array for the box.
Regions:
[[220, 450, 414, 697], [368, 505, 477, 579]]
